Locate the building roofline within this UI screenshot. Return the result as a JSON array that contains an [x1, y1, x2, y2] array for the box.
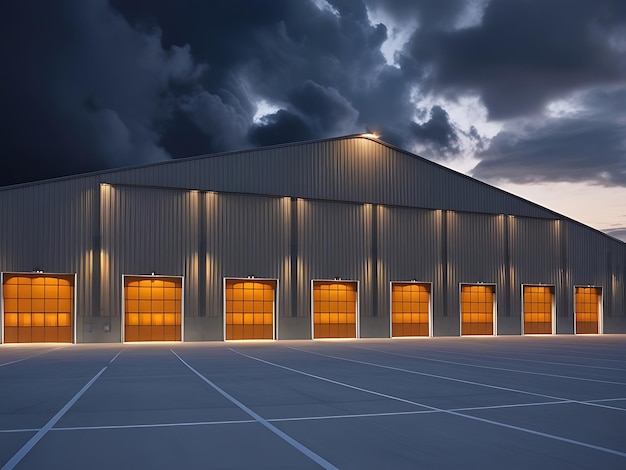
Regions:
[[1, 134, 623, 245]]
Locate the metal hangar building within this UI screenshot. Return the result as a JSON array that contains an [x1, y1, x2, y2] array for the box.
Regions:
[[0, 134, 624, 344]]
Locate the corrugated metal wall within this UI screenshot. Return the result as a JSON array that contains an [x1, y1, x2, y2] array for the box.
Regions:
[[100, 185, 200, 318], [1, 135, 625, 340], [297, 199, 371, 317], [18, 136, 558, 219], [508, 217, 561, 322], [566, 220, 626, 325], [446, 212, 507, 320], [377, 206, 443, 321], [205, 193, 291, 317], [0, 179, 96, 317]]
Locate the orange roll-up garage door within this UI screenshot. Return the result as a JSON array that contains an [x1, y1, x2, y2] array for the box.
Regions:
[[225, 279, 275, 340], [575, 286, 601, 334], [523, 285, 554, 334], [460, 284, 495, 335], [3, 273, 74, 343], [312, 281, 357, 339], [124, 276, 182, 342], [391, 282, 430, 337]]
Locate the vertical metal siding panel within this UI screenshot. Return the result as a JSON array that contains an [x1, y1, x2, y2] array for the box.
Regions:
[[568, 222, 606, 286], [103, 178, 115, 312], [377, 206, 442, 318], [616, 239, 626, 321], [205, 193, 290, 317], [297, 200, 370, 317], [2, 136, 626, 340], [0, 179, 97, 321], [205, 192, 221, 316], [104, 135, 551, 219], [565, 221, 626, 323], [447, 212, 507, 317], [220, 194, 278, 276], [20, 136, 557, 220], [508, 217, 561, 320], [447, 212, 505, 282], [184, 191, 200, 318], [100, 186, 199, 318]]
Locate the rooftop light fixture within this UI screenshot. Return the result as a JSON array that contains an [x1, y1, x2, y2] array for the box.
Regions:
[[361, 132, 380, 139]]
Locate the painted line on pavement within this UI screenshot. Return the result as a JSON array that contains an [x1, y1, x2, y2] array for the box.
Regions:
[[0, 347, 64, 367], [109, 349, 124, 364], [303, 346, 626, 413], [406, 347, 626, 371], [1, 367, 107, 470], [352, 344, 626, 386], [171, 349, 338, 470], [231, 348, 626, 459], [4, 395, 623, 435], [0, 398, 578, 434]]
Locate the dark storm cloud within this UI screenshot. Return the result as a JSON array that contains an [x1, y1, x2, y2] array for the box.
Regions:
[[249, 110, 314, 147], [1, 0, 476, 186], [473, 117, 626, 185], [410, 106, 460, 155], [250, 80, 359, 146], [390, 0, 626, 185], [0, 0, 209, 185], [1, 0, 625, 190], [364, 0, 478, 32], [401, 0, 626, 119], [472, 87, 626, 186], [289, 80, 359, 134]]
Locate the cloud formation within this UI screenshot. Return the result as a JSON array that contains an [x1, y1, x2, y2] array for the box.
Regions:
[[0, 0, 625, 191]]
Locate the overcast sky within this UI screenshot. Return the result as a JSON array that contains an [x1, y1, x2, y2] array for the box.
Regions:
[[1, 0, 625, 240]]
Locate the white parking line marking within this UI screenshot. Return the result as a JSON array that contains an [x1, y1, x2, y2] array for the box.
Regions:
[[587, 397, 626, 403], [171, 349, 338, 470], [52, 419, 257, 431], [230, 348, 626, 459], [0, 398, 581, 434], [296, 346, 626, 412], [108, 349, 124, 364], [352, 345, 626, 385], [0, 347, 64, 367], [413, 348, 626, 371], [1, 367, 107, 470], [440, 346, 626, 365], [0, 428, 39, 434]]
